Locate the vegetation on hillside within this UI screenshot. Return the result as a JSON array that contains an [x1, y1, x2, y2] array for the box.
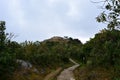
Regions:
[[0, 21, 82, 80], [0, 21, 17, 80], [74, 29, 120, 80], [0, 0, 120, 80], [74, 0, 120, 80]]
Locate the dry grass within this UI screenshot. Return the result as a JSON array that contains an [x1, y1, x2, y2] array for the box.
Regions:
[[10, 60, 75, 80], [11, 66, 55, 80], [74, 66, 114, 80]]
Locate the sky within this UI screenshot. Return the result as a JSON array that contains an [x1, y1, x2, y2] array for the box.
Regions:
[[0, 0, 106, 43]]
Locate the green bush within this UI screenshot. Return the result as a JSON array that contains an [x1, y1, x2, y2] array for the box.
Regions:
[[0, 52, 16, 79], [82, 29, 120, 68]]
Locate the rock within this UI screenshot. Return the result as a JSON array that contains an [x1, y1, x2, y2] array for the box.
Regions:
[[33, 68, 39, 73], [16, 59, 39, 74], [40, 69, 46, 74], [16, 59, 32, 69]]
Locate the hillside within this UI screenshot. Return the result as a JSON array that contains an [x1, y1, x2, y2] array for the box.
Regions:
[[74, 29, 120, 80], [1, 21, 120, 80], [0, 23, 83, 80]]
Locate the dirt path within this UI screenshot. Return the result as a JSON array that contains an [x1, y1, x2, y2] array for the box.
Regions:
[[44, 67, 62, 80], [57, 59, 79, 80]]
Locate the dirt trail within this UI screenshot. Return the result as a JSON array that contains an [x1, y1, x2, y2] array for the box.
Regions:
[[44, 67, 62, 80], [57, 59, 79, 80]]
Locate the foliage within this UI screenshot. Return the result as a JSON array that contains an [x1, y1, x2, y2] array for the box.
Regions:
[[0, 21, 6, 51], [81, 29, 120, 69], [0, 21, 17, 80], [16, 37, 82, 67], [0, 52, 15, 79], [96, 0, 120, 30]]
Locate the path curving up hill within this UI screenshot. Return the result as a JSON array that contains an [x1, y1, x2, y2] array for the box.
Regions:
[[57, 59, 79, 80]]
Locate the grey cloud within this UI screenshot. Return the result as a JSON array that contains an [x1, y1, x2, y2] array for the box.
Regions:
[[0, 0, 106, 43]]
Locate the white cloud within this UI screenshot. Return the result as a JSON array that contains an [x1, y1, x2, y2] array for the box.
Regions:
[[19, 0, 89, 42], [0, 0, 104, 43], [48, 0, 56, 4], [47, 0, 82, 19], [67, 0, 80, 17], [7, 0, 28, 29]]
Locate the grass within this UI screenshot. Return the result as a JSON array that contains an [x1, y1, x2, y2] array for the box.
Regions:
[[12, 68, 44, 80], [11, 60, 74, 80], [73, 64, 120, 80]]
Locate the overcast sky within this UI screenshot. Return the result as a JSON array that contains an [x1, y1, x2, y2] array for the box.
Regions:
[[0, 0, 106, 43]]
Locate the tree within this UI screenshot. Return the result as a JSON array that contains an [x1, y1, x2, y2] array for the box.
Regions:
[[96, 0, 120, 30], [0, 21, 16, 80], [0, 21, 6, 51]]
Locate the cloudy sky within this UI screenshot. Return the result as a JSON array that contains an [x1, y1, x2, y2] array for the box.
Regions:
[[0, 0, 106, 43]]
